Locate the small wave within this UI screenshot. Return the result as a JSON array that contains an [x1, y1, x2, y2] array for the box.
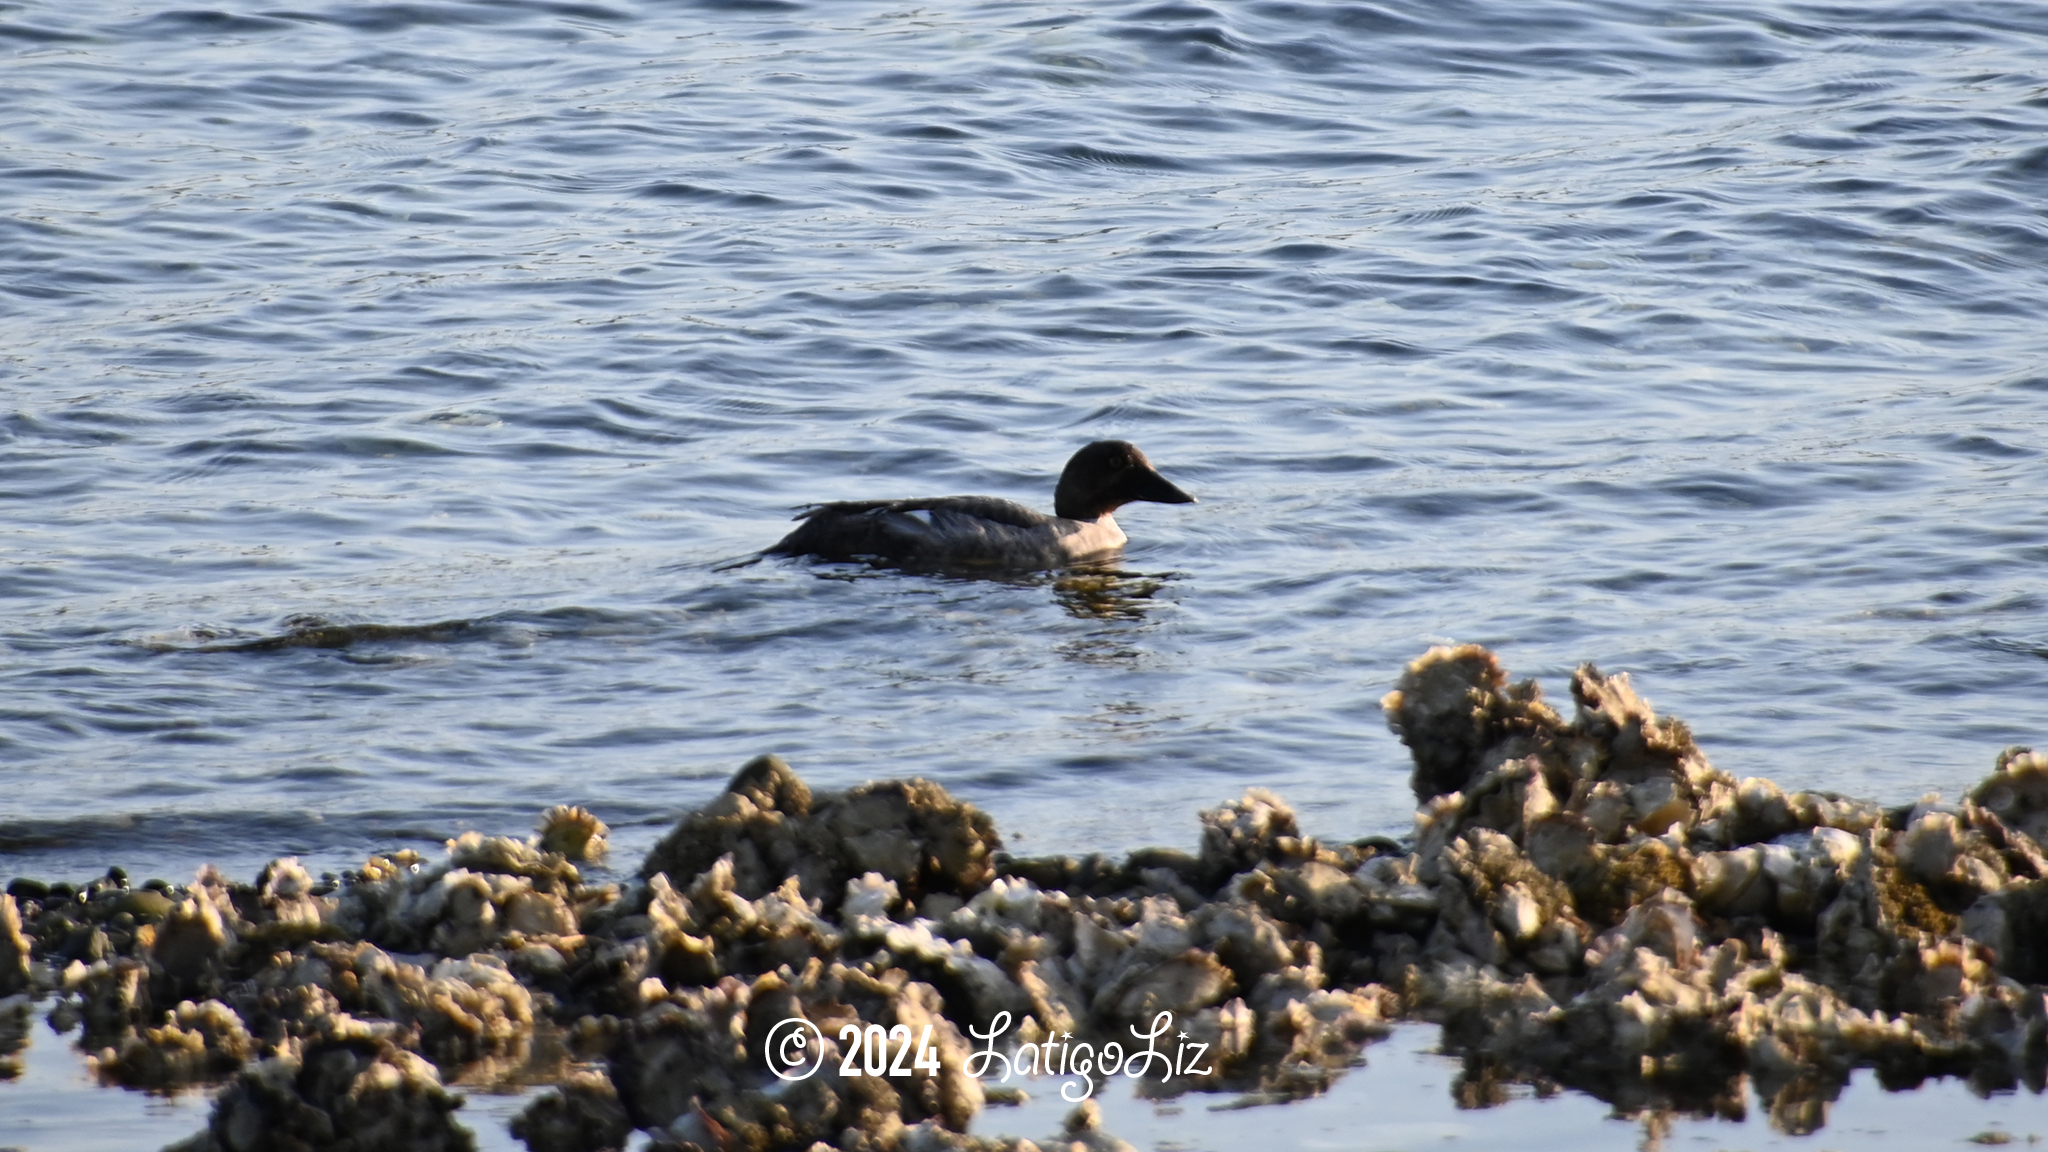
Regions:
[[637, 181, 792, 209], [148, 616, 488, 654], [127, 10, 300, 35], [0, 166, 126, 187], [0, 20, 95, 44], [1041, 143, 1192, 171]]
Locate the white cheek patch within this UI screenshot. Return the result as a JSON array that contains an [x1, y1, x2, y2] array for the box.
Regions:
[[901, 509, 936, 527]]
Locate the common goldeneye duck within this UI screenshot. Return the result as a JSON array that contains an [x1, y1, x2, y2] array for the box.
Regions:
[[766, 440, 1196, 571]]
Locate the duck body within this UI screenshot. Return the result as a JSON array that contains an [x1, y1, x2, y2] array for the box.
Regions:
[[766, 441, 1193, 572], [770, 495, 1128, 570]]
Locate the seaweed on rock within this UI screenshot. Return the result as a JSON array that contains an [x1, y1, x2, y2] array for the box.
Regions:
[[1, 646, 2044, 1149]]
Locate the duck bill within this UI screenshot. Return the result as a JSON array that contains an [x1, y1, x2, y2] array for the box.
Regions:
[[1129, 467, 1196, 506]]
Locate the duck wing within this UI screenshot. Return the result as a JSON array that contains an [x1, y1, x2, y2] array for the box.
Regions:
[[768, 496, 1066, 566]]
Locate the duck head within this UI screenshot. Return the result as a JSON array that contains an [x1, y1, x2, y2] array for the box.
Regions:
[[1052, 440, 1196, 521]]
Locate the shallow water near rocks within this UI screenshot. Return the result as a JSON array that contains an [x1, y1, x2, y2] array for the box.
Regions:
[[11, 1022, 2045, 1150], [4, 0, 2048, 1145], [0, 1030, 534, 1151], [987, 1024, 2048, 1151]]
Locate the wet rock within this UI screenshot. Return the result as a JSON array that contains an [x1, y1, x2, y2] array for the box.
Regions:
[[0, 992, 30, 1078], [70, 956, 151, 1045], [1093, 949, 1234, 1022], [636, 755, 817, 901], [608, 973, 767, 1132], [641, 756, 1001, 912], [841, 879, 1023, 1029], [1381, 651, 2048, 1128], [1431, 826, 1584, 971], [167, 1022, 475, 1152], [1256, 985, 1389, 1096], [334, 946, 535, 1073], [611, 961, 981, 1150], [1970, 747, 2048, 847], [89, 996, 254, 1089], [509, 1068, 632, 1152], [538, 807, 610, 864], [816, 779, 1000, 903], [633, 862, 847, 992], [5, 644, 2045, 1149], [1963, 878, 2048, 983], [1196, 790, 1304, 879], [256, 858, 332, 930], [152, 871, 239, 1002], [1565, 663, 1731, 839], [1194, 900, 1298, 991], [0, 895, 31, 996], [1895, 806, 2007, 903], [335, 833, 585, 958], [1382, 646, 1565, 802]]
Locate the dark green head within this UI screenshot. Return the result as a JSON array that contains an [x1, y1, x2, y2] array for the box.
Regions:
[[1052, 440, 1196, 521]]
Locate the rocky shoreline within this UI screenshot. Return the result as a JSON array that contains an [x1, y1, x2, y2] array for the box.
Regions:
[[3, 645, 2045, 1150]]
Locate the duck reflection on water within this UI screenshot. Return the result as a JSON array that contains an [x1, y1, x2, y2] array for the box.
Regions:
[[1052, 566, 1169, 622], [804, 563, 1177, 627]]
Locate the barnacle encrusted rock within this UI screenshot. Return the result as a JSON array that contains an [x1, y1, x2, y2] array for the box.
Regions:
[[89, 998, 254, 1088], [1381, 645, 1564, 802], [0, 991, 31, 1078], [538, 807, 610, 864], [640, 754, 1002, 910], [510, 1068, 633, 1152], [4, 650, 2046, 1150], [0, 894, 32, 997], [1382, 650, 2048, 1128], [335, 832, 585, 957], [165, 1021, 476, 1152]]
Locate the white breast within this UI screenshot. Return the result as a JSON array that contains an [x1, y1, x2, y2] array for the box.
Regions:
[[1055, 514, 1125, 560]]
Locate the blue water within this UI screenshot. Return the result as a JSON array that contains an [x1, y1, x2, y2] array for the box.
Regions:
[[4, 0, 2048, 1137]]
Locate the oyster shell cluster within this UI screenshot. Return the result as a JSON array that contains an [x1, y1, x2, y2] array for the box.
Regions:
[[2, 645, 2044, 1150]]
